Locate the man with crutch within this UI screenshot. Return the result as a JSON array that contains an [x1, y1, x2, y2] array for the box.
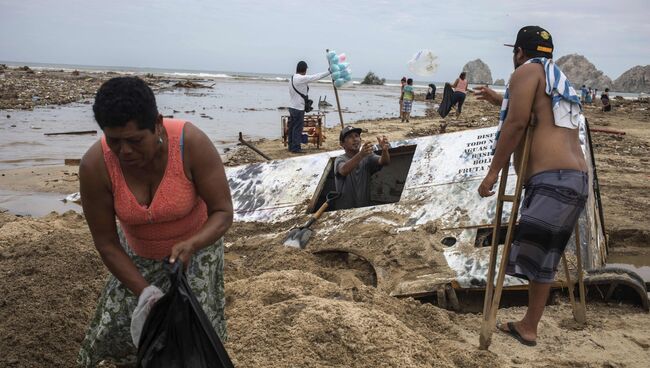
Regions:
[[475, 26, 588, 347]]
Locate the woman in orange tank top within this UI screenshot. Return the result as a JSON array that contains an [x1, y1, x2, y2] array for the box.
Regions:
[[77, 77, 233, 366]]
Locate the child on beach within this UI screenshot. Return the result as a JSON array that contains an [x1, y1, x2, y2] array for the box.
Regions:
[[400, 78, 414, 122]]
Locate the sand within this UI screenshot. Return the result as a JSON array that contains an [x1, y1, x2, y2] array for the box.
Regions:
[[1, 211, 649, 367], [1, 73, 649, 367]]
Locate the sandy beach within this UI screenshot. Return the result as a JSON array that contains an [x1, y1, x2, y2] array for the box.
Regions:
[[1, 67, 649, 367]]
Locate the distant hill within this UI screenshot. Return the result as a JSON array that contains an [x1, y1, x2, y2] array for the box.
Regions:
[[453, 54, 646, 93], [461, 59, 493, 84], [614, 65, 650, 93], [555, 54, 613, 90]]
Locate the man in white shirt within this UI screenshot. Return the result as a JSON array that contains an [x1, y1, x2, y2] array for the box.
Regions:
[[288, 61, 330, 153]]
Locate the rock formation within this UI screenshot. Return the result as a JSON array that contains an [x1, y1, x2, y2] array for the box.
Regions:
[[360, 71, 385, 85], [614, 65, 650, 93], [493, 79, 505, 86], [555, 54, 612, 90], [461, 59, 493, 84]]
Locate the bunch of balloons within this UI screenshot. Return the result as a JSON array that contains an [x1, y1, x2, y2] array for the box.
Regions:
[[327, 50, 352, 88], [408, 49, 438, 76]]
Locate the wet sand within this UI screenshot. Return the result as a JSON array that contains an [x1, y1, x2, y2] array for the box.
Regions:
[[1, 69, 649, 367]]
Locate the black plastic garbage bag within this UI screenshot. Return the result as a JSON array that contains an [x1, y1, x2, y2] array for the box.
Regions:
[[437, 82, 454, 118], [137, 260, 234, 368]]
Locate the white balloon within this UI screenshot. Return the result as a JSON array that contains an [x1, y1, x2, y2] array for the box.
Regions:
[[407, 49, 438, 76]]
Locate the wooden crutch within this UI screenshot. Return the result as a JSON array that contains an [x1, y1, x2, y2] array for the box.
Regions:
[[479, 124, 588, 350], [479, 123, 534, 350], [562, 224, 587, 324]]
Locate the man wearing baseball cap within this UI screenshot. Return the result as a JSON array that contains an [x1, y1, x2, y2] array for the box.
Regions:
[[334, 126, 390, 210], [475, 26, 588, 346], [503, 25, 554, 58]]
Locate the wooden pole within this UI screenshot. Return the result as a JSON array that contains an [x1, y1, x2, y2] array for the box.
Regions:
[[44, 130, 97, 136], [238, 132, 272, 161], [584, 118, 607, 247], [561, 254, 579, 316], [574, 223, 587, 324], [326, 49, 345, 129]]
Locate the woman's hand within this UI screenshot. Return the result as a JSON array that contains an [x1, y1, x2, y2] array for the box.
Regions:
[[170, 240, 196, 268]]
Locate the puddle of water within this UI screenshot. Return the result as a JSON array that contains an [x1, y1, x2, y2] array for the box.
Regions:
[[607, 253, 650, 286], [0, 189, 82, 217]]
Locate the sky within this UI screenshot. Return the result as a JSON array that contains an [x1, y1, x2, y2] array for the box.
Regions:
[[1, 0, 649, 82]]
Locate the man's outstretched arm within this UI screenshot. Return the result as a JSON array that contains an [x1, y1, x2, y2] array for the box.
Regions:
[[293, 71, 331, 84]]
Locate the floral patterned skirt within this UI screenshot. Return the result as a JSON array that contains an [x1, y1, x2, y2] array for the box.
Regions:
[[77, 228, 226, 367]]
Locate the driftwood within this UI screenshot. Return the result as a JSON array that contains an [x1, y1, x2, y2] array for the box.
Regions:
[[44, 130, 97, 136], [590, 128, 626, 136], [238, 132, 272, 161]]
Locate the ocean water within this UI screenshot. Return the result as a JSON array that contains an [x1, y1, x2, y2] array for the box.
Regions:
[[0, 62, 642, 170], [0, 66, 431, 169]]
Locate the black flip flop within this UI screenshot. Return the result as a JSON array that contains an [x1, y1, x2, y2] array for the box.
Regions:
[[498, 322, 537, 347]]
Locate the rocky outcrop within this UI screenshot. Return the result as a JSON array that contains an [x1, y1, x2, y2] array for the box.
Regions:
[[614, 65, 650, 93], [360, 71, 385, 85], [555, 54, 612, 90], [461, 59, 493, 84], [493, 78, 505, 86]]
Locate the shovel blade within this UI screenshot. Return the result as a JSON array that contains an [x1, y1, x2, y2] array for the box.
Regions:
[[283, 228, 301, 248], [283, 228, 313, 249]]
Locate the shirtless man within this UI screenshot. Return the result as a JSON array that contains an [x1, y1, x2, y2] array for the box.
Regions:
[[476, 26, 588, 346]]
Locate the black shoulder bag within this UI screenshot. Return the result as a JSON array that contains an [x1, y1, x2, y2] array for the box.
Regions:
[[291, 76, 314, 113]]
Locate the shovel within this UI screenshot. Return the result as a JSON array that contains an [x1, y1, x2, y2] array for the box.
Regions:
[[283, 191, 340, 249]]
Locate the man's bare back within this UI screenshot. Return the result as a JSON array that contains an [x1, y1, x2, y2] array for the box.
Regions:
[[514, 63, 587, 180]]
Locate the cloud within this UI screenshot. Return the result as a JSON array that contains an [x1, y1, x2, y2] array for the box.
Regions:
[[0, 0, 648, 82]]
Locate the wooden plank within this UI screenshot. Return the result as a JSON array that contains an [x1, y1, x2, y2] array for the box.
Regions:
[[590, 128, 625, 135], [238, 132, 272, 161], [44, 130, 97, 136]]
